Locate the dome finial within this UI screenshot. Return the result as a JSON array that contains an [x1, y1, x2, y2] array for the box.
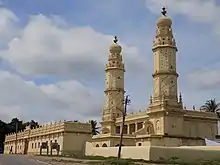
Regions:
[[161, 7, 167, 16], [113, 36, 118, 43], [109, 36, 122, 54]]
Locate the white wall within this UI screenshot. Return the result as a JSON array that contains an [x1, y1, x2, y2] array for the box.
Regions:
[[86, 142, 220, 162]]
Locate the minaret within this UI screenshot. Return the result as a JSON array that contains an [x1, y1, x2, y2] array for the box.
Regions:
[[152, 7, 179, 107], [100, 36, 125, 135]]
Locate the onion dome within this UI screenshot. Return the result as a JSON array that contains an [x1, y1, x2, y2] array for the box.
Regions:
[[109, 36, 122, 54], [157, 7, 172, 27]]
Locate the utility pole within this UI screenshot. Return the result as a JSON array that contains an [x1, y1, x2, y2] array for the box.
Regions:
[[15, 121, 18, 154], [117, 95, 131, 160]]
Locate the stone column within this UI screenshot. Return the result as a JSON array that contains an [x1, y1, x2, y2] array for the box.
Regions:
[[135, 123, 138, 132], [127, 124, 130, 134]]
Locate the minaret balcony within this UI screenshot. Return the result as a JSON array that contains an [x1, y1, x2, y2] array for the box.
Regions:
[[104, 88, 125, 93], [152, 44, 177, 51], [105, 65, 125, 71], [152, 71, 179, 78]]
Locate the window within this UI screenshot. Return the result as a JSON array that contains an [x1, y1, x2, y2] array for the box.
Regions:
[[138, 143, 142, 146], [32, 143, 34, 148], [38, 142, 40, 148]]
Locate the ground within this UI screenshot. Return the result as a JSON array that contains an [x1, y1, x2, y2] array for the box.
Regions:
[[0, 154, 50, 165], [23, 155, 169, 165], [1, 154, 220, 165]]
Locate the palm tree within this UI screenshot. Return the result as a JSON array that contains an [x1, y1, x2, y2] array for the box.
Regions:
[[90, 120, 100, 135], [200, 99, 220, 118]]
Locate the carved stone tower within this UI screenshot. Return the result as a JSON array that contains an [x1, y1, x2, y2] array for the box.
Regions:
[[100, 36, 125, 135], [152, 7, 181, 108]]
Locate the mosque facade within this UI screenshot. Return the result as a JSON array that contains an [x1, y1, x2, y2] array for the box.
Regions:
[[92, 8, 218, 147]]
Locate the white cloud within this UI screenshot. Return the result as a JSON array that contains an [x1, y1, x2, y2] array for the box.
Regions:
[[145, 0, 220, 35], [3, 14, 145, 79], [0, 8, 19, 48], [0, 70, 102, 123], [188, 67, 220, 90], [0, 8, 149, 123]]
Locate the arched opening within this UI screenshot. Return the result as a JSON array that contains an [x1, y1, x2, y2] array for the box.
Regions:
[[116, 126, 120, 134], [147, 126, 151, 134], [102, 143, 107, 147], [156, 120, 161, 133], [145, 121, 154, 134], [95, 144, 99, 147]]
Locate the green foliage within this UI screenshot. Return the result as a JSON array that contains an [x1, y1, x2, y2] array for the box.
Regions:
[[36, 154, 220, 165], [0, 118, 39, 151], [70, 153, 107, 160], [153, 157, 220, 165], [100, 159, 135, 165], [200, 99, 220, 117]]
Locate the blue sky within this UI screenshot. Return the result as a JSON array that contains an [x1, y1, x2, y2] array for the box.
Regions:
[[0, 0, 219, 123]]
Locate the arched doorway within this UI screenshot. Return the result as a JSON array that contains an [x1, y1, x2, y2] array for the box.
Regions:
[[102, 143, 107, 147]]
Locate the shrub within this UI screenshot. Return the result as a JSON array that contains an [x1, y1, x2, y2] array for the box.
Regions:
[[100, 158, 135, 165]]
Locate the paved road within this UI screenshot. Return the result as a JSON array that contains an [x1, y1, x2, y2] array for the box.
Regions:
[[0, 154, 50, 165]]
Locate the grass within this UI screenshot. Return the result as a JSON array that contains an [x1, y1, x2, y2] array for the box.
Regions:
[[36, 153, 220, 165]]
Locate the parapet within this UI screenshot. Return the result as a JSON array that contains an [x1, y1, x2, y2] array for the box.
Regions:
[[64, 121, 91, 133], [115, 108, 148, 123], [4, 120, 91, 142], [184, 109, 218, 120]]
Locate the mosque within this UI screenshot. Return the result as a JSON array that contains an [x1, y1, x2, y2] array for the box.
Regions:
[[92, 8, 218, 147]]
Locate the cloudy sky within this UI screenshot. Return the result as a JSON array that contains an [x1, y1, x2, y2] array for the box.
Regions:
[[0, 0, 219, 123]]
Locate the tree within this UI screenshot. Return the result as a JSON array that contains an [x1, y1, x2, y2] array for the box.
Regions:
[[200, 99, 220, 118], [0, 118, 39, 152], [90, 120, 100, 135], [24, 120, 39, 129]]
